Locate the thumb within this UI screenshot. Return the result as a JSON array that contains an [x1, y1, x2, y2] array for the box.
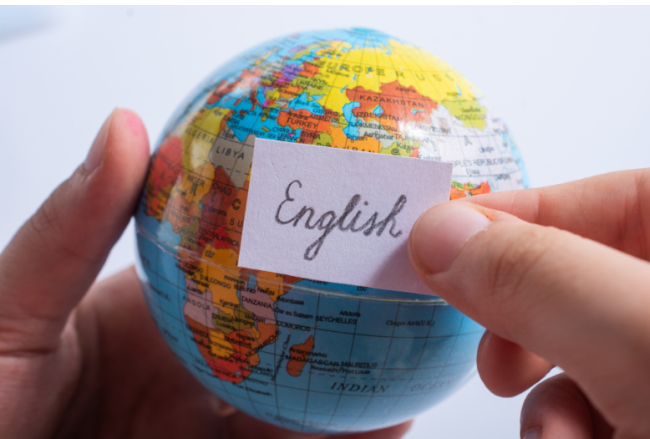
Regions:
[[408, 202, 650, 424], [0, 109, 150, 354]]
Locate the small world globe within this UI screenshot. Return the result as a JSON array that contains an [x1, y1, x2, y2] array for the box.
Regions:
[[135, 28, 528, 433]]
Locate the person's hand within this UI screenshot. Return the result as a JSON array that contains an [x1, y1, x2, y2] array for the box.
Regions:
[[409, 170, 650, 439], [0, 110, 412, 439]]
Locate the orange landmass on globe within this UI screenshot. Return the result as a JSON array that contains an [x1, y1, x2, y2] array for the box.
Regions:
[[198, 225, 238, 253], [256, 321, 279, 345], [298, 61, 319, 78], [206, 67, 262, 105], [185, 316, 256, 383], [162, 186, 202, 246], [329, 125, 381, 153], [346, 80, 438, 135], [254, 272, 301, 301], [185, 316, 279, 384], [287, 335, 314, 377], [450, 181, 491, 200], [277, 108, 333, 145], [180, 230, 294, 384], [275, 83, 304, 100]]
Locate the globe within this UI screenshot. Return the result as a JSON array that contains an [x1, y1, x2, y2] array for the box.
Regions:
[[135, 28, 528, 434]]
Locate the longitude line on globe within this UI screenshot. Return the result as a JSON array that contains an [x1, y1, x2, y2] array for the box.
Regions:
[[344, 303, 402, 431], [299, 293, 322, 431], [320, 298, 363, 431], [272, 281, 284, 428], [382, 304, 439, 415], [412, 314, 466, 411]]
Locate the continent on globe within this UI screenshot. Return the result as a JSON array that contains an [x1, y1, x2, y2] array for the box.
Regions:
[[135, 27, 529, 434]]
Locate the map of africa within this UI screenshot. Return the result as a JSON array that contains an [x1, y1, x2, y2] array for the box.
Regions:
[[135, 28, 528, 433]]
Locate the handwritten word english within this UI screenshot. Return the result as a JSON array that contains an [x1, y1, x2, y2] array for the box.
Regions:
[[275, 180, 407, 261]]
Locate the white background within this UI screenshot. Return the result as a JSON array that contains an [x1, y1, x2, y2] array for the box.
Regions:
[[1, 6, 649, 438]]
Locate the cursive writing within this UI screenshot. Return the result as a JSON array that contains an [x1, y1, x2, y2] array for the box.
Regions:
[[275, 180, 407, 261]]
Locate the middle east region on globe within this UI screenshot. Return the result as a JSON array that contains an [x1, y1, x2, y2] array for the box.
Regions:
[[135, 28, 528, 433]]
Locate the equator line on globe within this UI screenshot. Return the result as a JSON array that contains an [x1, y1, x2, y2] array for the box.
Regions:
[[135, 28, 528, 433]]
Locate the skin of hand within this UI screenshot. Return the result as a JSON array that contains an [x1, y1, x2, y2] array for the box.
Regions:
[[0, 110, 412, 439], [409, 169, 650, 439]]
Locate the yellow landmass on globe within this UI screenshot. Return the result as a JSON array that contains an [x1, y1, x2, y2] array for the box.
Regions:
[[209, 329, 235, 358], [182, 106, 232, 170], [190, 245, 241, 317], [177, 162, 214, 205], [309, 39, 486, 130], [256, 271, 300, 302]]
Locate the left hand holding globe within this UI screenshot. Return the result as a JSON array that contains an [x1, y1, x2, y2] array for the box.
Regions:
[[0, 109, 411, 439]]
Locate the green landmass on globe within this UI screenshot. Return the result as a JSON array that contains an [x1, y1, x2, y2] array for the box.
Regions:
[[135, 28, 528, 433]]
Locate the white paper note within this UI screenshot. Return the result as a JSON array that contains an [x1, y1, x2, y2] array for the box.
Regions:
[[238, 139, 453, 295]]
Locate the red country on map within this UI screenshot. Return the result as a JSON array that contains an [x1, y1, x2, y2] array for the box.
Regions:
[[286, 335, 315, 377]]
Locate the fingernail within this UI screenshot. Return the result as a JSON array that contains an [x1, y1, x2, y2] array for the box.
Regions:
[[522, 426, 542, 439], [410, 203, 493, 274], [84, 110, 115, 172]]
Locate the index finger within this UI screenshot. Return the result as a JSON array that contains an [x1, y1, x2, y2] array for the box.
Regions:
[[462, 168, 650, 260]]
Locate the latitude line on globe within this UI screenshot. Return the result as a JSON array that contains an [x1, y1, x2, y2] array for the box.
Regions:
[[142, 295, 477, 397], [319, 298, 363, 431], [159, 271, 480, 344]]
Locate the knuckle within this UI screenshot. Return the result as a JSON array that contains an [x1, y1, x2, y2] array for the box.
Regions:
[[485, 225, 562, 326], [21, 183, 96, 266], [27, 192, 64, 246]]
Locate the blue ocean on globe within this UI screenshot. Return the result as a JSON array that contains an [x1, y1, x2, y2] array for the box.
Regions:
[[135, 28, 528, 433]]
